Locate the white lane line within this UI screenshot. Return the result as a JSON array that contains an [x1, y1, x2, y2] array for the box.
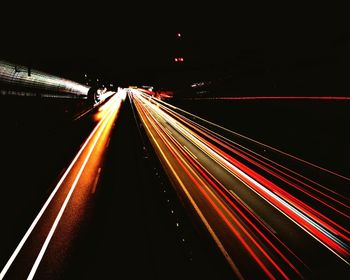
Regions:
[[91, 167, 102, 194], [183, 145, 198, 160], [0, 99, 116, 280], [27, 101, 117, 280]]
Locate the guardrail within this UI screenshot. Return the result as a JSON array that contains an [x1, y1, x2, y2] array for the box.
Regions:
[[0, 60, 90, 99]]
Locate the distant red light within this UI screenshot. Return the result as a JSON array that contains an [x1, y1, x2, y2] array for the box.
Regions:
[[174, 57, 184, 63]]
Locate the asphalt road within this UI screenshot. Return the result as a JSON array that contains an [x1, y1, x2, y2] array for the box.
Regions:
[[131, 89, 350, 279]]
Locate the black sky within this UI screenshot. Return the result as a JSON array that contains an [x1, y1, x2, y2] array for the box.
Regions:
[[1, 3, 349, 86]]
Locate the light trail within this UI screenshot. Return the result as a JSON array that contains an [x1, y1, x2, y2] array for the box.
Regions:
[[134, 92, 297, 278], [0, 92, 122, 280], [135, 100, 245, 279], [160, 104, 350, 210], [155, 95, 350, 182], [130, 89, 350, 278], [27, 94, 122, 280], [135, 98, 284, 278], [141, 92, 350, 256]]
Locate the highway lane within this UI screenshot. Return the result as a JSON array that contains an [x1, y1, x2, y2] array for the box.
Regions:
[[0, 91, 125, 279], [130, 89, 350, 279]]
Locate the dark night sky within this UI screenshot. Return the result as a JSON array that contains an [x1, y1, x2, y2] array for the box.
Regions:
[[2, 3, 349, 87]]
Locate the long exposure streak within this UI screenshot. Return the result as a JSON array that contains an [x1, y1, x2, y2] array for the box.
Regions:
[[0, 92, 123, 280], [130, 89, 350, 279]]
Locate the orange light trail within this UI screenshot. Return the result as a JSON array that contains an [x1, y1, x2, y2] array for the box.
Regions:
[[0, 92, 123, 279]]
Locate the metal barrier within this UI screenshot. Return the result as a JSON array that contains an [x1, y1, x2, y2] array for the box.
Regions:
[[0, 60, 90, 98]]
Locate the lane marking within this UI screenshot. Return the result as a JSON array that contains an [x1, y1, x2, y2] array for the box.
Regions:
[[91, 167, 102, 194]]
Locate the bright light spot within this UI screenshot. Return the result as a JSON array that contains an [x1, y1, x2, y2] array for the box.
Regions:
[[119, 88, 127, 100], [175, 57, 184, 62], [177, 33, 181, 37]]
